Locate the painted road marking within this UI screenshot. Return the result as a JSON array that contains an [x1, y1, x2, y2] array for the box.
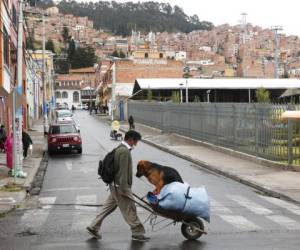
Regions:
[[75, 195, 97, 211], [210, 198, 233, 214], [20, 210, 50, 231], [266, 215, 300, 230], [219, 215, 261, 231], [228, 195, 273, 215], [65, 161, 73, 170], [0, 197, 16, 204], [42, 187, 103, 192], [39, 196, 56, 209], [71, 212, 96, 231], [260, 196, 300, 216]]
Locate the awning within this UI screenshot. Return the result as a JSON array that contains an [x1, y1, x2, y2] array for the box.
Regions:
[[280, 89, 300, 98], [0, 87, 8, 97], [281, 111, 300, 120]]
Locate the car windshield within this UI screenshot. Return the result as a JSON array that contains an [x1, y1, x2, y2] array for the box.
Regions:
[[51, 125, 77, 134], [57, 111, 72, 117]]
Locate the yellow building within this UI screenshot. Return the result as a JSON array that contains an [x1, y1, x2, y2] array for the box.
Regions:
[[30, 50, 55, 113]]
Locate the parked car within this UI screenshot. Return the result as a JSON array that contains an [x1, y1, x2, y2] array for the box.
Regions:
[[47, 122, 82, 155], [56, 103, 69, 110], [55, 110, 73, 123], [77, 103, 89, 110]]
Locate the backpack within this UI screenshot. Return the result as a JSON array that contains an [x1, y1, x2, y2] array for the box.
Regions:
[[98, 148, 116, 184]]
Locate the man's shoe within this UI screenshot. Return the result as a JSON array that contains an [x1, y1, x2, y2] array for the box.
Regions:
[[86, 226, 102, 239], [132, 235, 150, 242]]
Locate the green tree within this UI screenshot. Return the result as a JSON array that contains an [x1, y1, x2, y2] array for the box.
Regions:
[[62, 26, 71, 47], [70, 46, 97, 69], [119, 50, 126, 58], [45, 39, 55, 53], [255, 88, 270, 103], [57, 0, 213, 36], [26, 37, 34, 50], [193, 95, 200, 102], [147, 88, 152, 102], [111, 50, 119, 57], [54, 59, 70, 74], [171, 91, 180, 103], [67, 39, 76, 61]]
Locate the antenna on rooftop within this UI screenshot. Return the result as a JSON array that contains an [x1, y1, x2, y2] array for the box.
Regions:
[[241, 12, 247, 44], [271, 25, 283, 78]]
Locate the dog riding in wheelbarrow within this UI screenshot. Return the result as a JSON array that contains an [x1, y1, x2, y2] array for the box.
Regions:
[[132, 160, 210, 240]]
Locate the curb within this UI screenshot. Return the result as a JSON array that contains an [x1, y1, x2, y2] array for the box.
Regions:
[[0, 151, 48, 215], [28, 151, 49, 196], [142, 138, 300, 205]]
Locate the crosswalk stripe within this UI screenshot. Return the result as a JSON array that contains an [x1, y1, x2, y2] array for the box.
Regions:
[[75, 195, 97, 211], [260, 196, 300, 216], [65, 161, 73, 170], [219, 215, 261, 231], [228, 195, 273, 215], [39, 197, 56, 209], [266, 215, 300, 230], [71, 212, 96, 231], [210, 198, 233, 214], [20, 210, 50, 230]]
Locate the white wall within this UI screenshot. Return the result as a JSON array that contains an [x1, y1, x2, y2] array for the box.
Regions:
[[55, 89, 81, 109]]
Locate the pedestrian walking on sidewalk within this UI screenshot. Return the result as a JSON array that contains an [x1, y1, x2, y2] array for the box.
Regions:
[[0, 125, 7, 152], [87, 130, 150, 242], [4, 133, 13, 173], [128, 115, 135, 130], [22, 129, 33, 159]]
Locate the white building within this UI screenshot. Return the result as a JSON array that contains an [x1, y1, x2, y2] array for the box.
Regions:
[[55, 75, 83, 109], [175, 51, 187, 61], [26, 55, 42, 127]]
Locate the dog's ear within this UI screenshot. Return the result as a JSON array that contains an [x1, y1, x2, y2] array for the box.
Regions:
[[136, 160, 145, 177]]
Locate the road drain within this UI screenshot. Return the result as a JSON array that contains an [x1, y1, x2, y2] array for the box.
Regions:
[[16, 229, 39, 237]]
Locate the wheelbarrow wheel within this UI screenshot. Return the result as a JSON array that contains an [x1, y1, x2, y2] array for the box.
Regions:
[[181, 218, 204, 240]]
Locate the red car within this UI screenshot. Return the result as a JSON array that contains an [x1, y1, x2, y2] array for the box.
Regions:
[[48, 123, 82, 155]]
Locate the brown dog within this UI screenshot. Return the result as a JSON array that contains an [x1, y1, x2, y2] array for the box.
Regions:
[[136, 160, 184, 194]]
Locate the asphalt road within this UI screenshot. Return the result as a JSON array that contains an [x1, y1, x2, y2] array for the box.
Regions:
[[1, 110, 300, 250]]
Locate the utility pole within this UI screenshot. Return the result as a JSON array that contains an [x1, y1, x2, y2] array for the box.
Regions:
[[42, 13, 48, 134], [12, 0, 26, 179], [111, 62, 116, 120], [271, 26, 283, 78]]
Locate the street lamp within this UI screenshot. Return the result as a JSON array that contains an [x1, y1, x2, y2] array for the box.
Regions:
[[207, 90, 211, 103], [183, 66, 190, 103], [179, 83, 184, 103], [185, 79, 188, 103]]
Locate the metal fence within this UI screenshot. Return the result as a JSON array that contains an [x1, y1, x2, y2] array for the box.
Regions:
[[128, 101, 300, 166]]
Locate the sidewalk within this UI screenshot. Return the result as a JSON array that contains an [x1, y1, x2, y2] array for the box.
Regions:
[[0, 119, 46, 214], [96, 115, 300, 205]]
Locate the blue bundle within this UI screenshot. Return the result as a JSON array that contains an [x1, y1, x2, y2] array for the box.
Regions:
[[156, 182, 210, 222]]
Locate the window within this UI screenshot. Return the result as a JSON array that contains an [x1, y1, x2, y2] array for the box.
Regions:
[[3, 26, 9, 65], [145, 53, 149, 58], [55, 91, 61, 98], [62, 91, 68, 99], [12, 5, 17, 28], [159, 53, 163, 58], [50, 125, 77, 135], [73, 91, 79, 103]]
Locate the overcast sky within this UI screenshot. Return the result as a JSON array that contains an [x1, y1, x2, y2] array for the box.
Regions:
[[77, 0, 300, 36]]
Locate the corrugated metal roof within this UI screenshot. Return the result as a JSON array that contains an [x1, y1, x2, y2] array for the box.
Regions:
[[135, 78, 300, 90]]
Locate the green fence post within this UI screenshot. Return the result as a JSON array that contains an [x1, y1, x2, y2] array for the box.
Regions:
[[288, 118, 293, 165]]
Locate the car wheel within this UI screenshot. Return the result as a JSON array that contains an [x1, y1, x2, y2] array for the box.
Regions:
[[78, 148, 82, 154]]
